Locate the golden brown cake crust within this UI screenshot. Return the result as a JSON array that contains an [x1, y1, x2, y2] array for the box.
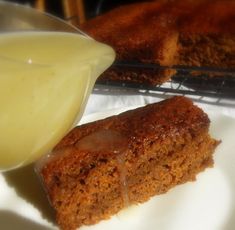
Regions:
[[40, 96, 219, 230], [56, 96, 209, 150]]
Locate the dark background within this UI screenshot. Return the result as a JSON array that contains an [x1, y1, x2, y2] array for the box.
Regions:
[[4, 0, 149, 20]]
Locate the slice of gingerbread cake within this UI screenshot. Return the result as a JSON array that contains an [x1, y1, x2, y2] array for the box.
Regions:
[[39, 96, 219, 230], [81, 0, 235, 86]]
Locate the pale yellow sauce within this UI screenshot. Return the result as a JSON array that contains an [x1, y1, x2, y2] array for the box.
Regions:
[[0, 31, 115, 171]]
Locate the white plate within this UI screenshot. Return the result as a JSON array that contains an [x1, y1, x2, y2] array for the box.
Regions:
[[0, 107, 235, 230]]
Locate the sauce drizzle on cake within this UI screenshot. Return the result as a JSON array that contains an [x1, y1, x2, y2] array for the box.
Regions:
[[76, 129, 130, 207]]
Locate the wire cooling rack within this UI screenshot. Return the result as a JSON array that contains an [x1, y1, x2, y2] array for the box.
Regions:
[[94, 62, 235, 107]]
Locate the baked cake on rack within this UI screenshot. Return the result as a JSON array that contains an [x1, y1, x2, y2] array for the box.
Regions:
[[81, 0, 235, 86]]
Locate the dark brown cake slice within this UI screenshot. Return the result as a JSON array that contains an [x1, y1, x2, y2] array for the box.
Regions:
[[39, 96, 219, 230]]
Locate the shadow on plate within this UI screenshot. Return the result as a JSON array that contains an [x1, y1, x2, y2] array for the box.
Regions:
[[210, 115, 235, 230], [2, 163, 55, 225], [0, 210, 54, 230], [224, 211, 235, 230]]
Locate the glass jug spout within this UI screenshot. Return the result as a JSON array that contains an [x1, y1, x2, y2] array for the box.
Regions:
[[69, 40, 116, 129]]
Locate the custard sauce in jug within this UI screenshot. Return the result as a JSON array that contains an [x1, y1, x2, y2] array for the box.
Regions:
[[0, 31, 115, 171]]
